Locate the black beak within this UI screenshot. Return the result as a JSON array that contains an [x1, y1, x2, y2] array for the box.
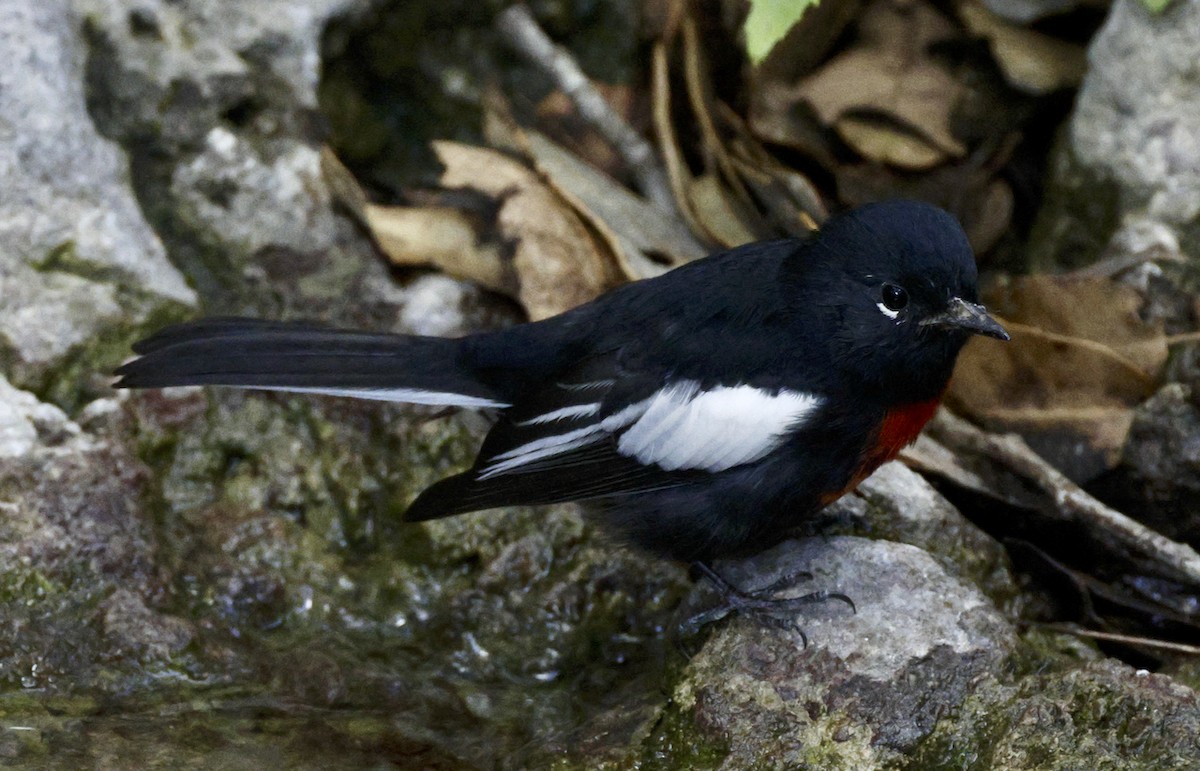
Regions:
[[921, 297, 1010, 341]]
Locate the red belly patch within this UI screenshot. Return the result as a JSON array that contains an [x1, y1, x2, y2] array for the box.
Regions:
[[820, 396, 942, 505]]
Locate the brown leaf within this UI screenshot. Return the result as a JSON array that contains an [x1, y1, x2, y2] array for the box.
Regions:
[[367, 204, 514, 294], [521, 130, 707, 279], [433, 140, 619, 319], [947, 275, 1169, 474], [792, 0, 967, 169], [686, 174, 760, 247], [958, 1, 1087, 95]]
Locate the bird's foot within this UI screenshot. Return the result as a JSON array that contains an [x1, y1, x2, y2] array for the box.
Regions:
[[680, 561, 855, 646]]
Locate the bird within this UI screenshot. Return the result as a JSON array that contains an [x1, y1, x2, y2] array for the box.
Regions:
[[114, 200, 1007, 607]]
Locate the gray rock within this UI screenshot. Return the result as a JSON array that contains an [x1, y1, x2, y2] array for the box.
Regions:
[[1099, 383, 1200, 543], [0, 0, 194, 388], [1033, 0, 1200, 269], [912, 657, 1200, 768], [0, 380, 190, 690], [673, 537, 1018, 767], [76, 0, 395, 321], [982, 0, 1090, 22], [844, 461, 1018, 603], [0, 376, 79, 458]]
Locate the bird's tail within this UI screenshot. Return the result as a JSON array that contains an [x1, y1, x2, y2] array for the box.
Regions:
[[113, 318, 510, 408]]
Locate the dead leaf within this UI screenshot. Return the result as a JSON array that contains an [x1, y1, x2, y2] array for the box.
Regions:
[[947, 274, 1169, 475], [687, 174, 760, 247], [483, 88, 706, 280], [366, 204, 513, 294], [522, 130, 707, 278], [836, 158, 1015, 254], [792, 0, 967, 169], [320, 146, 370, 224], [433, 140, 619, 319], [958, 0, 1087, 95], [652, 41, 710, 245]]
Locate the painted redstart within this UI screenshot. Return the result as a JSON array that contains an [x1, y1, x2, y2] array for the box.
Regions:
[[115, 200, 1007, 577]]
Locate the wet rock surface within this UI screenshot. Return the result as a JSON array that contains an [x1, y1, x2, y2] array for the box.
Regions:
[[1095, 383, 1200, 546]]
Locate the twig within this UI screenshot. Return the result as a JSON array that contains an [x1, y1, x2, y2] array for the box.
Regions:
[[496, 4, 676, 213], [1166, 331, 1200, 347], [1032, 623, 1200, 656], [928, 410, 1200, 588]]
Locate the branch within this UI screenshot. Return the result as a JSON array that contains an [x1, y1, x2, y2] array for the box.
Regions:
[[496, 4, 676, 213], [928, 409, 1200, 589]]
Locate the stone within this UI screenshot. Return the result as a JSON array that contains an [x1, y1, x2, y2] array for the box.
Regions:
[[1032, 0, 1200, 269], [0, 0, 194, 393], [670, 537, 1018, 767]]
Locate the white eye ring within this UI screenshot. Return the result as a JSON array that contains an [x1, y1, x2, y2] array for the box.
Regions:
[[876, 302, 899, 320]]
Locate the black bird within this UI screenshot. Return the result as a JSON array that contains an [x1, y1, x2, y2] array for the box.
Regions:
[[115, 201, 1007, 571]]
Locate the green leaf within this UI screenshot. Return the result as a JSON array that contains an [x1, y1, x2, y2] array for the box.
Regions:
[[743, 0, 822, 65], [1139, 0, 1172, 12]]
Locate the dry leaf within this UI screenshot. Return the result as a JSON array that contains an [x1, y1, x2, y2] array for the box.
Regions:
[[365, 205, 513, 294], [482, 88, 706, 280], [958, 0, 1087, 95], [793, 0, 967, 169], [521, 130, 707, 278], [835, 161, 1015, 254], [686, 174, 760, 247], [652, 42, 708, 243], [948, 274, 1169, 476], [433, 140, 619, 319]]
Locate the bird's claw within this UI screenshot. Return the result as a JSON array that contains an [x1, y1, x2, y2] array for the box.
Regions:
[[680, 561, 855, 646]]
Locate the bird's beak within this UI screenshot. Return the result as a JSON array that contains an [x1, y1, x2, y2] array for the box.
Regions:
[[922, 297, 1010, 341]]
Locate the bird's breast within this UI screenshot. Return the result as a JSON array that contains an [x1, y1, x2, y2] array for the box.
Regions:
[[818, 395, 942, 505]]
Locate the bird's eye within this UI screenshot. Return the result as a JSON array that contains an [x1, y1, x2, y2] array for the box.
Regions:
[[881, 284, 909, 312]]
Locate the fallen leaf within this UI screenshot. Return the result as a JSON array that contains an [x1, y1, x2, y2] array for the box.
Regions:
[[365, 205, 513, 294], [433, 140, 620, 319], [958, 1, 1087, 94], [948, 274, 1169, 478], [483, 88, 706, 280], [835, 158, 1015, 254], [686, 173, 760, 247], [793, 0, 967, 169], [522, 130, 707, 278]]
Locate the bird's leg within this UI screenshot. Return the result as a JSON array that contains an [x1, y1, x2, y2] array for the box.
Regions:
[[681, 561, 855, 645]]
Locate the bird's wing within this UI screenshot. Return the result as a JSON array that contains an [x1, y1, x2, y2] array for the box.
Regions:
[[404, 354, 825, 521]]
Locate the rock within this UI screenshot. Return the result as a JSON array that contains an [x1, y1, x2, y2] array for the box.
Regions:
[[77, 0, 399, 322], [837, 461, 1018, 603], [912, 657, 1200, 768], [1094, 383, 1200, 544], [1032, 0, 1200, 269], [0, 377, 186, 690], [0, 377, 78, 459], [100, 589, 194, 662], [668, 537, 1019, 767], [981, 0, 1088, 23], [0, 1, 194, 397]]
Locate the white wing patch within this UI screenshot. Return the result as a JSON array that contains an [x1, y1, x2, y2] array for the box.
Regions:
[[514, 402, 601, 426], [478, 407, 643, 479], [476, 380, 823, 480], [257, 386, 510, 409], [617, 383, 823, 472]]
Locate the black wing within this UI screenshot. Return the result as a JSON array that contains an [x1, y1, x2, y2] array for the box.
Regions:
[[403, 353, 699, 520]]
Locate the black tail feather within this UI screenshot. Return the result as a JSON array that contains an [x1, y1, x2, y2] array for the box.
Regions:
[[115, 318, 507, 406]]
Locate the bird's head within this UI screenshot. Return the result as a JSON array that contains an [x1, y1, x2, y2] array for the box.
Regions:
[[784, 200, 1008, 400]]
